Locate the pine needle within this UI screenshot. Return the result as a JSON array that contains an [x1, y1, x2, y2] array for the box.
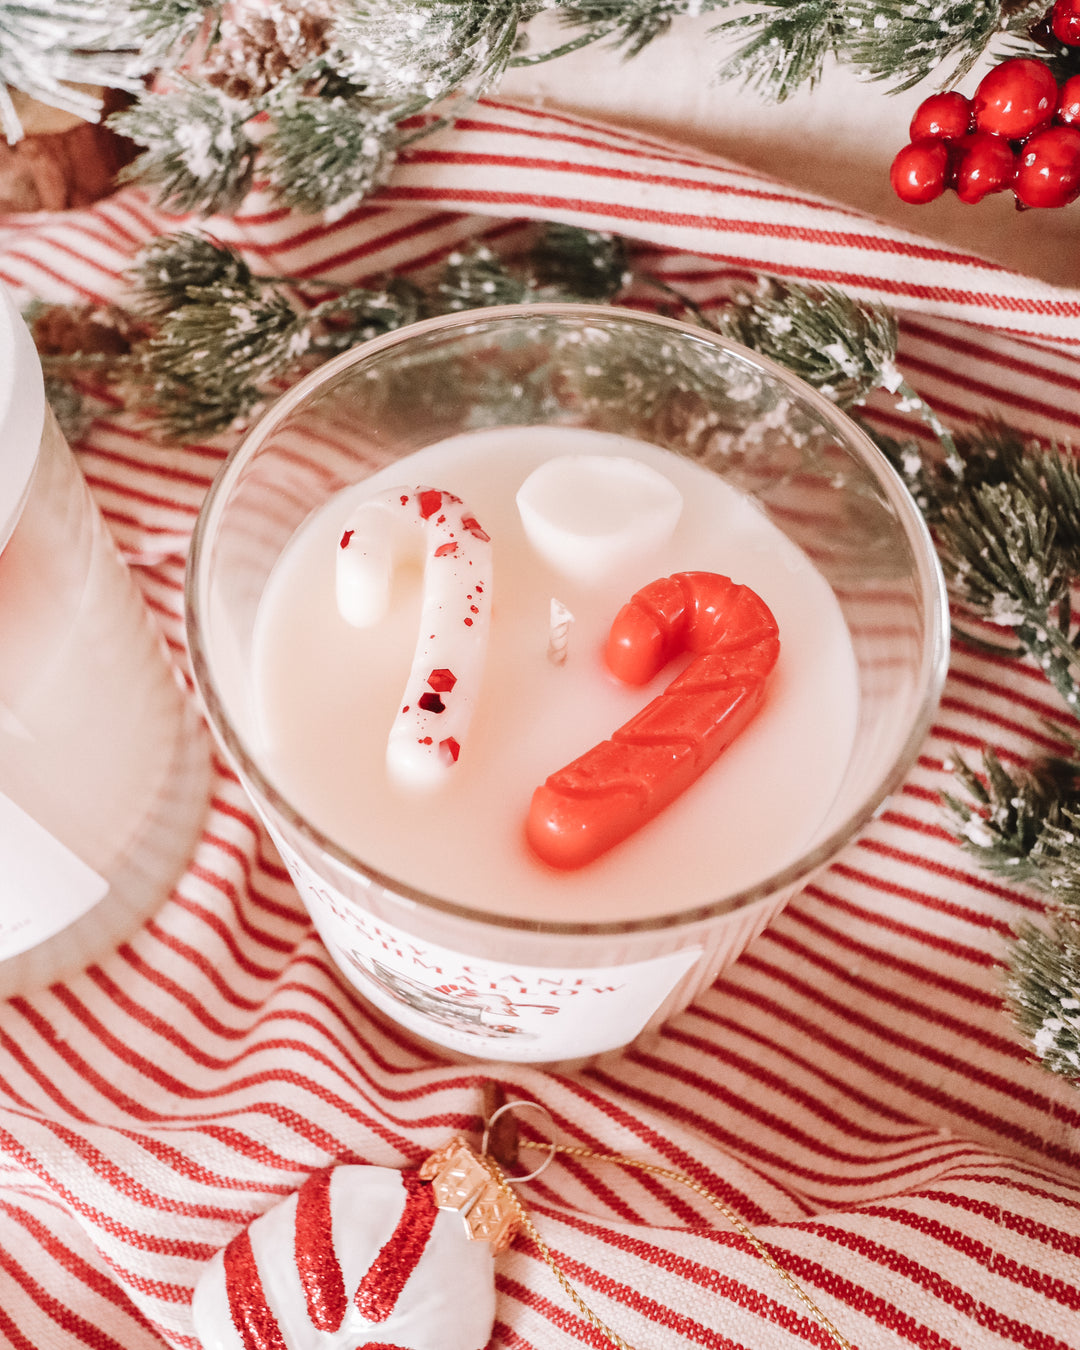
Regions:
[[715, 279, 898, 409], [263, 93, 400, 217], [0, 1, 149, 141], [544, 1, 730, 61], [111, 80, 257, 215], [34, 225, 635, 439], [943, 749, 1080, 897], [1008, 915, 1080, 1082], [842, 0, 1009, 93], [708, 1, 848, 103]]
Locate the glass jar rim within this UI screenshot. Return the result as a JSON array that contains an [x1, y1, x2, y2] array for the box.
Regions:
[[185, 302, 951, 938]]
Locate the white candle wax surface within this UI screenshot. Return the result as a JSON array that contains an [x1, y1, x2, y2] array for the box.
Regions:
[[252, 427, 859, 924]]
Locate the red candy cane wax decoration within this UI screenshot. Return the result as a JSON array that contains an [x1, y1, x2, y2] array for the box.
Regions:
[[336, 486, 492, 791], [527, 571, 780, 869]]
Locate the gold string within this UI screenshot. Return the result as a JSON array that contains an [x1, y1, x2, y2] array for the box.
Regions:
[[486, 1140, 853, 1350]]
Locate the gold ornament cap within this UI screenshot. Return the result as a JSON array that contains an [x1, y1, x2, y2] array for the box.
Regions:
[[420, 1138, 519, 1253]]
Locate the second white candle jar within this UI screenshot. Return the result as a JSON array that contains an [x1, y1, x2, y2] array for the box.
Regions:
[[186, 305, 949, 1064], [0, 286, 211, 996]]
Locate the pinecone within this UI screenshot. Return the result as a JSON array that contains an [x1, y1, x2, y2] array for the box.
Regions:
[[201, 0, 334, 102], [30, 304, 140, 358]]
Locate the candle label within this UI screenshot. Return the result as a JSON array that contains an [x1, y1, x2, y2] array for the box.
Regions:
[[0, 791, 108, 959], [269, 830, 702, 1062]]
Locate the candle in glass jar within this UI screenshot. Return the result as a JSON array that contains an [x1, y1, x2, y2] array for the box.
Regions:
[[251, 426, 858, 925], [0, 285, 209, 993]]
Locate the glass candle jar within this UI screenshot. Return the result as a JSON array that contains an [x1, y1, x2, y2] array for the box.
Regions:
[[188, 305, 950, 1064], [0, 285, 209, 995]]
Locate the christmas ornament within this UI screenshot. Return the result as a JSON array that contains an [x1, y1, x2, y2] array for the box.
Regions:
[[189, 1098, 854, 1350], [190, 1147, 511, 1350]]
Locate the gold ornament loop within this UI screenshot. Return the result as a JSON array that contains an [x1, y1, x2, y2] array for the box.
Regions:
[[481, 1098, 557, 1184]]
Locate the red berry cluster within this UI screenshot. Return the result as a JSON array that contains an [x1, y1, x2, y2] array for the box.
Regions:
[[891, 14, 1080, 211]]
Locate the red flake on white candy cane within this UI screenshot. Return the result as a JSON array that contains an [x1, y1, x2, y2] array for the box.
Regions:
[[418, 488, 449, 519], [461, 513, 490, 541], [427, 669, 456, 692]]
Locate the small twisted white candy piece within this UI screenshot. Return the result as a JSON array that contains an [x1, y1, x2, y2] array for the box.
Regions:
[[547, 597, 574, 665], [337, 486, 492, 792]]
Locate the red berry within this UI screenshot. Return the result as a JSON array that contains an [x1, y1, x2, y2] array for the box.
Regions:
[[890, 138, 951, 204], [973, 57, 1059, 139], [1052, 0, 1080, 45], [1013, 124, 1080, 207], [1058, 73, 1080, 124], [909, 91, 972, 140], [953, 132, 1016, 203]]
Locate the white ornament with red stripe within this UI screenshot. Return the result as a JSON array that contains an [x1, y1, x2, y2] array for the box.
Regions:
[[191, 1148, 513, 1350], [336, 485, 493, 793]]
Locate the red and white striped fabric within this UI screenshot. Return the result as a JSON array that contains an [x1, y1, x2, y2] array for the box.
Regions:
[[1, 98, 1079, 1350]]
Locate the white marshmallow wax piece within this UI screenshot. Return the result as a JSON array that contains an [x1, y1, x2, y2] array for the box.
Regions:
[[336, 486, 492, 793], [516, 454, 682, 583]]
